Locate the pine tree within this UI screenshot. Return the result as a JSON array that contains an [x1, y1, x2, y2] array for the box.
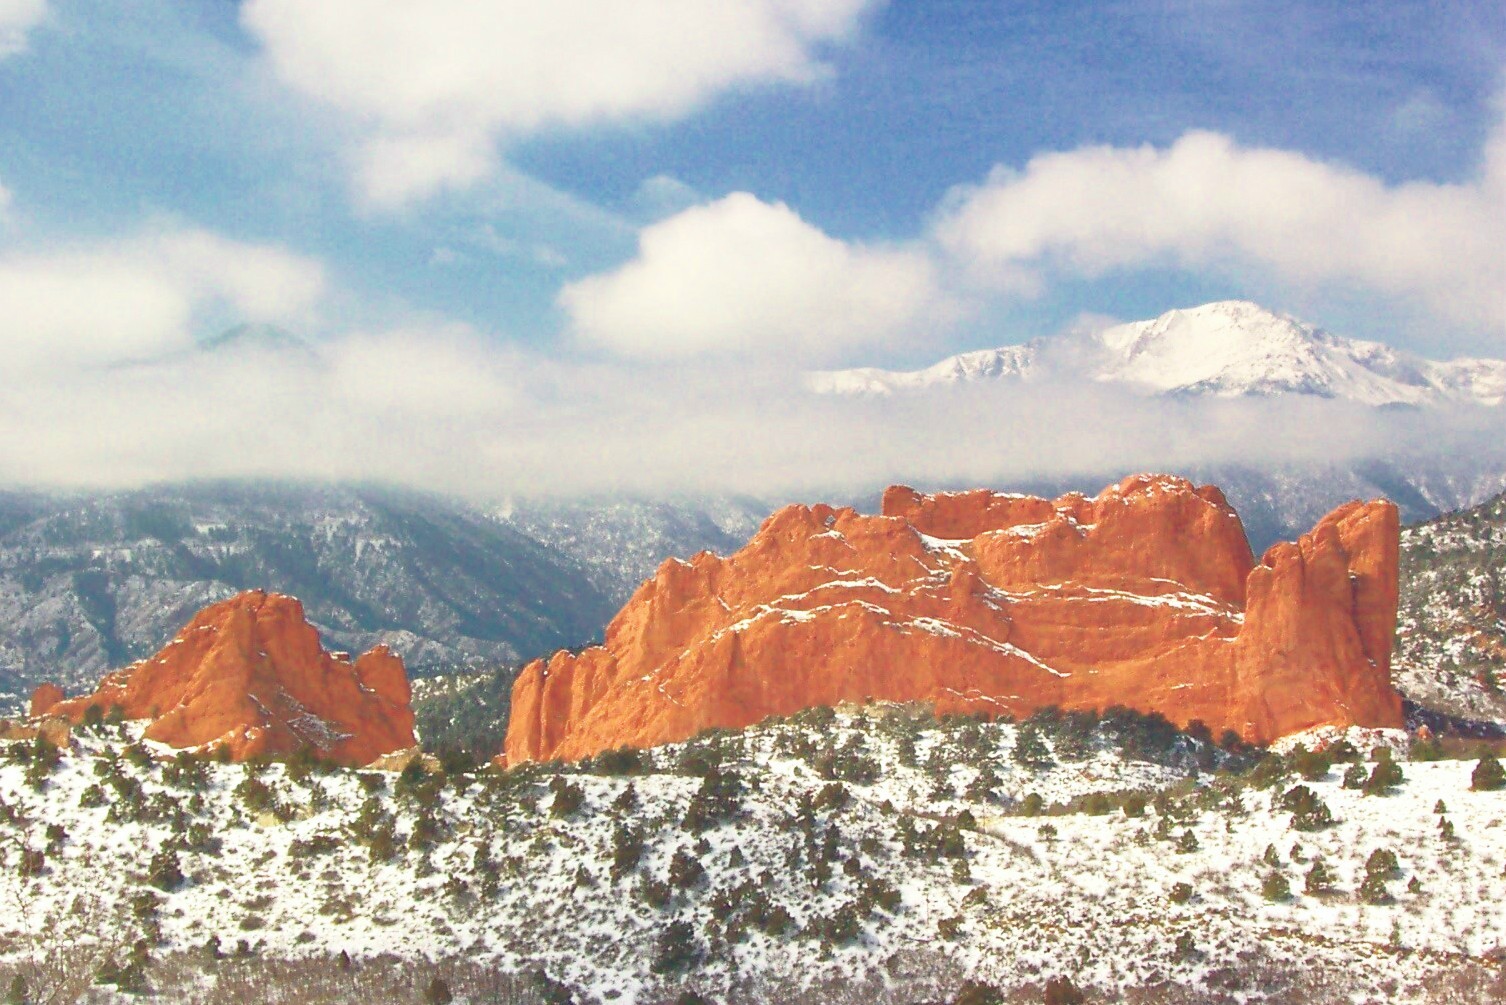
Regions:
[[1360, 847, 1400, 904], [651, 921, 702, 975], [1043, 976, 1085, 1005], [1011, 725, 1054, 769], [1472, 752, 1505, 792], [952, 980, 1004, 1005], [1362, 758, 1404, 796], [1359, 871, 1391, 905], [1304, 860, 1335, 895]]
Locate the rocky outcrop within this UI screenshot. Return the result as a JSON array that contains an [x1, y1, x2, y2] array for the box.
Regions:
[[29, 682, 64, 719], [42, 591, 416, 764], [0, 717, 71, 748], [365, 747, 441, 774], [505, 474, 1403, 763]]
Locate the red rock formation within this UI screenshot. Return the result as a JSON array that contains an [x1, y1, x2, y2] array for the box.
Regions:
[[505, 474, 1402, 763], [43, 591, 416, 765], [29, 682, 64, 719]]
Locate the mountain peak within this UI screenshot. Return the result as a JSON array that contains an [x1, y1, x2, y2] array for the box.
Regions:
[[810, 300, 1506, 407], [1094, 301, 1341, 396]]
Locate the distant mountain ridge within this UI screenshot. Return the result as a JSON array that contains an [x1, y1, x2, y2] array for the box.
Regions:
[[499, 495, 770, 605], [0, 485, 772, 712], [0, 484, 617, 701], [7, 471, 1506, 726], [810, 301, 1506, 406]]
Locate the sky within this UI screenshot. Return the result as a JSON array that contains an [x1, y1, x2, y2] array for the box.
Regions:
[[0, 0, 1504, 497]]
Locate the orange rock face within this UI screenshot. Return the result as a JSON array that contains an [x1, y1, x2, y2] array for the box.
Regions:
[[44, 591, 416, 765], [29, 682, 64, 719], [505, 474, 1403, 763]]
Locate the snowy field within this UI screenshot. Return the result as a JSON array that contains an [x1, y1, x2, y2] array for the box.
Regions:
[[2, 707, 1504, 1004]]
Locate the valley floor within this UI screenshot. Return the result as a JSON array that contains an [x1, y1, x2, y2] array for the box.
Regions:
[[2, 709, 1504, 1004]]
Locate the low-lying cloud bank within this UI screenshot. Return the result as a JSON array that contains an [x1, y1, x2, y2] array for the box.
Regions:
[[1, 328, 1500, 502], [0, 227, 325, 374]]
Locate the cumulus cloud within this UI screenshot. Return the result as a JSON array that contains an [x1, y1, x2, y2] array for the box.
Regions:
[[935, 114, 1506, 338], [240, 0, 874, 207], [0, 228, 325, 373], [0, 0, 44, 57], [560, 193, 944, 361]]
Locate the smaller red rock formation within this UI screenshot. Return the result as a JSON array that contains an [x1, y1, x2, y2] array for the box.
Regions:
[[29, 682, 64, 719], [43, 591, 416, 765]]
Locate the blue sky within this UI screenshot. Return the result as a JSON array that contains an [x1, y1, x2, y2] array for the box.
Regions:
[[0, 1, 1503, 493], [3, 1, 1502, 353]]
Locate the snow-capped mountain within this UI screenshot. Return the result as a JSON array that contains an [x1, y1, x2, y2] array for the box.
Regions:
[[807, 343, 1039, 397], [810, 301, 1506, 406]]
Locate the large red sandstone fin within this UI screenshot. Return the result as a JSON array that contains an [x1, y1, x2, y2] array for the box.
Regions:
[[503, 476, 1403, 764], [1233, 500, 1402, 740], [44, 591, 416, 765]]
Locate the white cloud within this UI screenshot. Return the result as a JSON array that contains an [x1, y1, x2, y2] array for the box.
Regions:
[[0, 322, 529, 491], [324, 327, 521, 419], [560, 192, 943, 361], [5, 340, 1495, 504], [0, 0, 44, 58], [0, 228, 326, 372], [935, 116, 1506, 338], [0, 179, 12, 219], [239, 0, 874, 207], [354, 129, 499, 212]]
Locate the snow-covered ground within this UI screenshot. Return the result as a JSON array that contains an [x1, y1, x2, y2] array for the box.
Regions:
[[1396, 495, 1506, 727], [2, 708, 1504, 1004]]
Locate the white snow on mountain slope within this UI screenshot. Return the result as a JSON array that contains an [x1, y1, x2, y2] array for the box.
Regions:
[[806, 343, 1039, 396], [809, 301, 1506, 406]]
